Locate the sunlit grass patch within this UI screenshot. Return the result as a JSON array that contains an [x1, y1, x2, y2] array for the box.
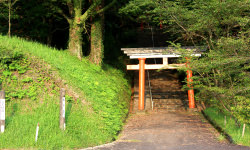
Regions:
[[204, 107, 250, 146], [0, 35, 131, 149]]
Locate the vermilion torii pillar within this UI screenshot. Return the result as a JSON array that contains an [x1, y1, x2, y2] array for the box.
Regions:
[[186, 58, 195, 108], [138, 58, 146, 110]]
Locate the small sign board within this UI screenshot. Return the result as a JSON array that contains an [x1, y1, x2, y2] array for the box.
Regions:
[[0, 98, 5, 133], [0, 99, 5, 120]]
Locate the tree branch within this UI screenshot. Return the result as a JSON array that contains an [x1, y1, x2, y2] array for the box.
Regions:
[[11, 0, 18, 7], [56, 6, 71, 23], [80, 0, 117, 24], [67, 1, 74, 16], [170, 15, 196, 46], [96, 0, 117, 14], [80, 0, 100, 23]]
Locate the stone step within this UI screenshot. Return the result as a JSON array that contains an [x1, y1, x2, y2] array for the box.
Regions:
[[155, 107, 186, 112], [133, 69, 189, 112], [153, 102, 188, 106], [151, 84, 180, 87], [151, 84, 181, 87], [154, 103, 184, 107], [151, 81, 180, 84], [152, 91, 186, 95], [153, 99, 186, 104], [133, 95, 151, 99], [151, 89, 183, 92], [151, 83, 181, 85], [152, 96, 187, 100]]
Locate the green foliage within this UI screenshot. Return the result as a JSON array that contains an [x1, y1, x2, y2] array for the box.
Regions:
[[65, 94, 73, 102], [190, 35, 250, 125], [0, 35, 131, 149], [21, 77, 33, 83], [204, 107, 250, 146], [120, 0, 250, 47]]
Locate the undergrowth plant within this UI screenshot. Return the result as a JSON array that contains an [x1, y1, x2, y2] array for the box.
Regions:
[[204, 108, 250, 146], [0, 35, 131, 149]]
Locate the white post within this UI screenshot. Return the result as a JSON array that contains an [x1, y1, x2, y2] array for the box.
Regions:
[[0, 91, 5, 133], [35, 123, 39, 142], [60, 89, 66, 130], [242, 123, 246, 137]]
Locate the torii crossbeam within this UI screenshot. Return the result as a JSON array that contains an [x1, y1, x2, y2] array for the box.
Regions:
[[121, 46, 205, 111]]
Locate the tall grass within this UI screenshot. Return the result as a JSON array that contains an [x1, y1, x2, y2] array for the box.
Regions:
[[1, 98, 108, 149], [204, 107, 250, 146], [0, 35, 131, 149]]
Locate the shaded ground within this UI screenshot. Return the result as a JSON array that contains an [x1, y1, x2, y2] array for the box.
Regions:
[[84, 111, 250, 150]]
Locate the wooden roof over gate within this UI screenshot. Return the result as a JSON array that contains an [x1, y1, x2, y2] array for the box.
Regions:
[[121, 46, 206, 59]]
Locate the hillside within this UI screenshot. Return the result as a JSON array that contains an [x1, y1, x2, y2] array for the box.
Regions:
[[0, 35, 131, 149]]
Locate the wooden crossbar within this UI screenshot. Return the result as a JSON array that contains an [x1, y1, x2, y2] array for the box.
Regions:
[[127, 64, 185, 70]]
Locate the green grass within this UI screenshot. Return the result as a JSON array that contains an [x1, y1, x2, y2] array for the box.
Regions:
[[204, 107, 250, 146], [2, 99, 108, 149], [0, 35, 131, 149]]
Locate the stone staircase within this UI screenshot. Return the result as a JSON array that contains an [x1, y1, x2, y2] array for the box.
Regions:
[[132, 69, 188, 112], [150, 70, 188, 111]]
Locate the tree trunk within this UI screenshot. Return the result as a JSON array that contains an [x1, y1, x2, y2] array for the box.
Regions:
[[89, 1, 104, 66], [8, 0, 11, 37], [47, 18, 53, 46], [68, 22, 83, 60]]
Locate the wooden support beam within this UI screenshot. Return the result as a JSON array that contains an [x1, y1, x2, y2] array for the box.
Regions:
[[163, 58, 168, 65], [127, 64, 185, 70]]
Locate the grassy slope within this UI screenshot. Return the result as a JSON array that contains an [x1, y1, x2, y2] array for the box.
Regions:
[[204, 107, 250, 146], [0, 35, 131, 149]]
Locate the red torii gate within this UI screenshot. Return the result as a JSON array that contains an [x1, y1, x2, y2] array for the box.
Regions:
[[121, 47, 205, 110]]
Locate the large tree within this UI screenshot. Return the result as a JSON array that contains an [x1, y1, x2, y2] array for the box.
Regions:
[[0, 0, 19, 37], [89, 0, 104, 65], [51, 0, 117, 60]]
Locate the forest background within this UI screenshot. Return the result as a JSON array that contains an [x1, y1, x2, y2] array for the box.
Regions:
[[1, 0, 250, 148]]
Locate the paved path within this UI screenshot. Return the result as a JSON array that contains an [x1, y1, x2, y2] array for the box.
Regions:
[[84, 111, 250, 150]]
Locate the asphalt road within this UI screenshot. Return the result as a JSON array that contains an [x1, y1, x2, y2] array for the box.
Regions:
[[83, 111, 250, 150]]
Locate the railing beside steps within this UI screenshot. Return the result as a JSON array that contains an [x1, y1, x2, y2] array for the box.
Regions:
[[147, 70, 153, 110]]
